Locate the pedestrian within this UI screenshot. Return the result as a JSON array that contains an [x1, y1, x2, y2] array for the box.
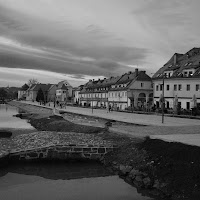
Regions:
[[109, 104, 111, 112]]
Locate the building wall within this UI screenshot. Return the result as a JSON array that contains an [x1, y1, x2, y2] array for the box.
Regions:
[[129, 80, 152, 90], [108, 90, 129, 110], [153, 78, 200, 109], [18, 91, 26, 99], [48, 85, 57, 102]]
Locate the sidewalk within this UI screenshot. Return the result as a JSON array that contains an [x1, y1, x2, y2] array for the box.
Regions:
[[21, 101, 200, 127]]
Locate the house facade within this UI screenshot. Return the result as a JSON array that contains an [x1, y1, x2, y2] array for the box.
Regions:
[[108, 69, 153, 110], [79, 69, 153, 110], [56, 80, 72, 102], [47, 84, 57, 102], [26, 84, 53, 102], [153, 47, 200, 110], [73, 85, 83, 104], [79, 76, 120, 108]]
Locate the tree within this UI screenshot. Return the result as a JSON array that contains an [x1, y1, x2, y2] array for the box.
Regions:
[[27, 78, 38, 87], [0, 88, 7, 100], [36, 88, 44, 102]]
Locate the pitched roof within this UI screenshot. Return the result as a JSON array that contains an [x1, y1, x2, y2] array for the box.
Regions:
[[109, 71, 151, 91], [57, 80, 72, 89], [30, 84, 53, 91], [153, 48, 200, 79]]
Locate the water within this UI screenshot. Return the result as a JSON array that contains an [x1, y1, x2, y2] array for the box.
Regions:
[[0, 104, 153, 200], [0, 162, 153, 200], [0, 104, 34, 129]]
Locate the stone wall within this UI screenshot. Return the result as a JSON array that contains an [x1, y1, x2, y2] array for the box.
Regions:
[[9, 144, 117, 161]]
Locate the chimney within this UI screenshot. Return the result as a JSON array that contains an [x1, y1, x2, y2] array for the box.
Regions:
[[135, 68, 138, 76], [174, 53, 177, 65]]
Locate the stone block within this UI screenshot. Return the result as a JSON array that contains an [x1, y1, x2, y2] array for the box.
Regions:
[[73, 148, 83, 152], [98, 148, 105, 153], [57, 147, 72, 152], [106, 148, 113, 152], [83, 148, 91, 152]]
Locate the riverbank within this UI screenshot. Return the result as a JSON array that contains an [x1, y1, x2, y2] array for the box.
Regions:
[[2, 101, 200, 199]]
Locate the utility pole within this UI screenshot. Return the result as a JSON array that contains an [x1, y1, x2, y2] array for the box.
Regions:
[[92, 91, 93, 114], [162, 74, 165, 123]]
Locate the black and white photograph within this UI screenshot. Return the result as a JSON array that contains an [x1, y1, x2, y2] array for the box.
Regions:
[[0, 0, 200, 199]]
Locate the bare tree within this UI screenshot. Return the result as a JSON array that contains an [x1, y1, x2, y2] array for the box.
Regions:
[[27, 78, 39, 86]]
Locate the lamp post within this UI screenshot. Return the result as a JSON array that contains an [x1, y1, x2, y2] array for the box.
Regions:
[[91, 90, 93, 114], [161, 74, 165, 123]]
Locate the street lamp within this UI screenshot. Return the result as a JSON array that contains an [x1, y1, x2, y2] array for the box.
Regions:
[[161, 74, 165, 123]]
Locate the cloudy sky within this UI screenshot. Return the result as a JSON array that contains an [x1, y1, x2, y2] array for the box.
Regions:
[[0, 0, 200, 87]]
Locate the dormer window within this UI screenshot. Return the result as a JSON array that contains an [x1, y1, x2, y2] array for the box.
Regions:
[[169, 64, 172, 68], [184, 63, 188, 66], [189, 71, 193, 76]]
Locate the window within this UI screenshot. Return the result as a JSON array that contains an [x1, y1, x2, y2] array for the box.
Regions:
[[156, 85, 159, 91], [189, 71, 193, 76], [186, 84, 190, 91], [141, 83, 144, 87], [166, 85, 170, 91], [125, 92, 127, 97], [178, 84, 182, 91], [174, 84, 177, 91], [160, 84, 163, 91], [196, 84, 200, 91], [184, 71, 187, 76]]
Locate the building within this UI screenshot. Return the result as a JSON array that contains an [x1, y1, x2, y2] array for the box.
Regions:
[[108, 69, 153, 110], [18, 84, 29, 100], [152, 47, 200, 110], [79, 76, 121, 108], [56, 80, 72, 102], [79, 69, 153, 110], [73, 85, 83, 104], [47, 84, 57, 102], [26, 84, 53, 101]]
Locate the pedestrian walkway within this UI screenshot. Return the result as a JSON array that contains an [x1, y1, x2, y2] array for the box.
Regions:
[[21, 101, 200, 127]]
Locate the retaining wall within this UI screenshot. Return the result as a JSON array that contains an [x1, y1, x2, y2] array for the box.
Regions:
[[9, 145, 117, 161]]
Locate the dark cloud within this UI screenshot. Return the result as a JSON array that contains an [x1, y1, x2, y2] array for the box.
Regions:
[[68, 74, 86, 80], [95, 59, 121, 70]]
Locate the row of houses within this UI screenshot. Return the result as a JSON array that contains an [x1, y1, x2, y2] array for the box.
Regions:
[[18, 47, 200, 111], [18, 80, 73, 103], [75, 69, 153, 111], [74, 47, 200, 111]]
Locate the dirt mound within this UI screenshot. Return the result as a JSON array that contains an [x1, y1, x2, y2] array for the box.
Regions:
[[138, 138, 200, 199], [30, 115, 104, 134]]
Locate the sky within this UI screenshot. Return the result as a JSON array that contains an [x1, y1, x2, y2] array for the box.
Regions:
[[0, 0, 200, 87]]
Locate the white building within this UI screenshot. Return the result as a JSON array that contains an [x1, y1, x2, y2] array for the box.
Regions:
[[56, 80, 72, 102], [153, 48, 200, 110], [108, 69, 153, 110], [79, 69, 153, 111]]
